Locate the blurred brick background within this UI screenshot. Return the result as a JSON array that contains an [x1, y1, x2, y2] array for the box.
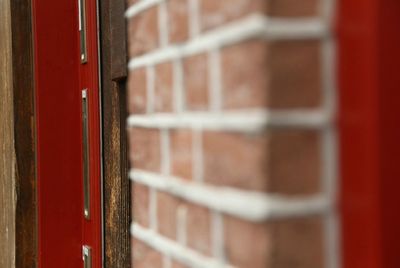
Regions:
[[126, 0, 338, 267]]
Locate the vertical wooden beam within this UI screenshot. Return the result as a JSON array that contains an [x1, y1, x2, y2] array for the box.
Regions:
[[0, 0, 16, 267], [100, 0, 131, 266], [10, 0, 37, 267], [110, 0, 128, 80]]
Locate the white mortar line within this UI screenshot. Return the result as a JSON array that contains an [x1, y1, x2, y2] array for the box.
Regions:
[[146, 65, 155, 113], [322, 127, 338, 203], [325, 209, 341, 268], [212, 211, 225, 263], [323, 129, 340, 268], [208, 49, 222, 112], [149, 188, 158, 231], [188, 0, 200, 38], [158, 1, 169, 47], [131, 223, 234, 268], [321, 21, 340, 268], [163, 255, 172, 268], [130, 169, 331, 222], [322, 127, 340, 268], [192, 130, 203, 182], [125, 0, 164, 18], [321, 0, 336, 27], [264, 18, 327, 40], [128, 14, 327, 70], [173, 58, 185, 113], [127, 110, 332, 132], [161, 129, 171, 175], [321, 36, 337, 117], [176, 204, 188, 246]]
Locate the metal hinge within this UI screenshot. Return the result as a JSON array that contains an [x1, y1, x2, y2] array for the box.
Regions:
[[82, 245, 92, 268], [78, 0, 88, 63]]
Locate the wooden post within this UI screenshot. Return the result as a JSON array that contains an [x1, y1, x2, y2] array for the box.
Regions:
[[10, 0, 37, 266], [99, 0, 131, 266], [0, 0, 16, 267]]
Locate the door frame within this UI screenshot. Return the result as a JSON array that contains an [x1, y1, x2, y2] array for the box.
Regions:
[[10, 0, 131, 266], [98, 0, 131, 266], [338, 0, 400, 267]]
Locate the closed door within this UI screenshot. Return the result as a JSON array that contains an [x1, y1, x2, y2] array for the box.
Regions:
[[33, 0, 102, 266]]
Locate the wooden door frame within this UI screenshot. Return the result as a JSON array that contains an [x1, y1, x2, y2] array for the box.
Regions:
[[0, 0, 16, 266], [10, 0, 130, 266], [11, 0, 36, 266], [99, 0, 131, 266], [338, 0, 400, 267]]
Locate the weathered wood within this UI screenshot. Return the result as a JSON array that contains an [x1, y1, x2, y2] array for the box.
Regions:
[[0, 0, 16, 267], [100, 0, 131, 266], [10, 0, 37, 267], [110, 0, 128, 80]]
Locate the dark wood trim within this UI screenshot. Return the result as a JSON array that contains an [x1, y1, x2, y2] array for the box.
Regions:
[[110, 0, 128, 80], [10, 0, 37, 267], [99, 0, 131, 266]]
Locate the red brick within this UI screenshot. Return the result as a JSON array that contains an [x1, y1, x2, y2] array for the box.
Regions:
[[132, 238, 163, 268], [157, 192, 181, 240], [199, 0, 319, 32], [186, 203, 212, 256], [221, 40, 322, 110], [128, 7, 159, 57], [132, 184, 150, 228], [183, 54, 209, 111], [200, 0, 267, 32], [203, 131, 268, 191], [269, 40, 322, 109], [267, 0, 319, 17], [268, 130, 321, 195], [225, 216, 324, 268], [128, 68, 147, 114], [127, 0, 138, 7], [221, 41, 269, 109], [154, 62, 174, 112], [170, 130, 193, 180], [128, 128, 161, 172], [172, 260, 187, 268], [269, 217, 325, 268], [225, 216, 270, 268], [167, 0, 189, 43], [202, 129, 321, 194]]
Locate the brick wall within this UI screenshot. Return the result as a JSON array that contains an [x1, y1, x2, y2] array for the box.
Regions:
[[126, 0, 339, 267]]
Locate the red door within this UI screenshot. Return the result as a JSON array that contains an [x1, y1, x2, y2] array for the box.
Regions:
[[32, 0, 102, 267]]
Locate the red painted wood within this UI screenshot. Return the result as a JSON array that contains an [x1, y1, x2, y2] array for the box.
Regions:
[[337, 0, 383, 267], [32, 0, 102, 266], [338, 0, 400, 267], [80, 0, 103, 266], [377, 1, 400, 267]]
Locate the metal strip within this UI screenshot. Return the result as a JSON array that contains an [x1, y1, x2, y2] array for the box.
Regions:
[[79, 0, 88, 63], [95, 0, 105, 264], [82, 89, 90, 219], [83, 245, 92, 268]]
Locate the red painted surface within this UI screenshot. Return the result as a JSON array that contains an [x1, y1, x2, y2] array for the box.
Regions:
[[80, 0, 103, 266], [32, 0, 102, 266], [377, 1, 400, 267], [338, 0, 400, 267]]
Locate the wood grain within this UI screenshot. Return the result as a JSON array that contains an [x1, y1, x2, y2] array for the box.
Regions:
[[100, 0, 131, 266], [10, 0, 37, 267], [0, 0, 16, 267]]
